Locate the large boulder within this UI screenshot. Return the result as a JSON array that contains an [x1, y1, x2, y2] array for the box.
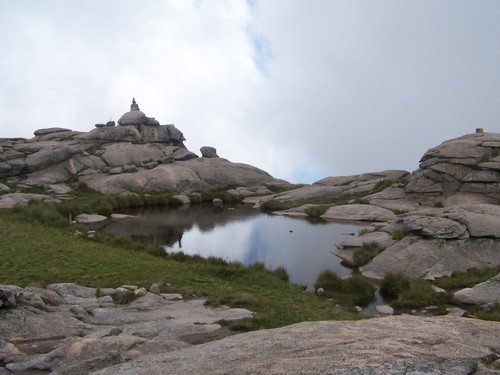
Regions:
[[361, 236, 500, 280], [453, 273, 500, 305], [200, 146, 218, 158], [91, 315, 500, 375], [406, 132, 500, 202], [403, 215, 469, 239], [315, 170, 410, 196], [82, 158, 285, 194], [99, 143, 177, 167]]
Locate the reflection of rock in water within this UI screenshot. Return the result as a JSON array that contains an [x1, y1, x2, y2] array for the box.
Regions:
[[100, 204, 260, 247]]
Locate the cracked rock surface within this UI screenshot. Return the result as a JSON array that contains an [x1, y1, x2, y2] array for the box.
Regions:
[[0, 283, 252, 375]]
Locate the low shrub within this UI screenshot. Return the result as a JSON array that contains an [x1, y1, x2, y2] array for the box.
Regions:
[[341, 274, 376, 307], [391, 279, 449, 308], [380, 271, 411, 301], [166, 251, 192, 262], [248, 262, 267, 272], [144, 244, 166, 257], [207, 256, 230, 266], [314, 270, 376, 307], [434, 267, 500, 291], [273, 266, 290, 283], [352, 242, 384, 266], [188, 193, 202, 203], [390, 229, 409, 240], [168, 196, 183, 205], [373, 179, 394, 192], [304, 205, 328, 218], [199, 190, 243, 203], [113, 289, 137, 304], [314, 269, 342, 292], [357, 228, 372, 236], [11, 201, 67, 226], [472, 303, 500, 322], [260, 200, 297, 211]]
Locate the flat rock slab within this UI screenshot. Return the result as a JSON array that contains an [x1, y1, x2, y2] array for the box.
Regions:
[[361, 236, 500, 280], [74, 214, 108, 224], [0, 283, 252, 375], [91, 315, 500, 375], [322, 204, 398, 222], [336, 231, 396, 249], [0, 193, 60, 209], [403, 215, 468, 239]]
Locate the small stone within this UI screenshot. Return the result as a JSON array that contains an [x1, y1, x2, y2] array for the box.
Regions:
[[447, 307, 467, 317], [172, 194, 190, 204], [120, 285, 138, 291], [200, 146, 219, 158], [134, 288, 147, 298], [431, 285, 447, 294], [213, 198, 224, 208], [149, 283, 161, 295], [375, 305, 394, 315], [74, 214, 108, 224]]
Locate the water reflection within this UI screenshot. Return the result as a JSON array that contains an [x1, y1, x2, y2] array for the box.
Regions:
[[101, 204, 363, 290]]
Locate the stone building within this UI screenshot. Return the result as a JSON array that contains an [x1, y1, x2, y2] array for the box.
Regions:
[[116, 98, 185, 145]]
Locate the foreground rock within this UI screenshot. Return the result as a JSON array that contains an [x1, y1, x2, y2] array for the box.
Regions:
[[0, 283, 252, 374], [92, 315, 500, 375]]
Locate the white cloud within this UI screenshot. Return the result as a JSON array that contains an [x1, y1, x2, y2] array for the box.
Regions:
[[1, 0, 499, 183]]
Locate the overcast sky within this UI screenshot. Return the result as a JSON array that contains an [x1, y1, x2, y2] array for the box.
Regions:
[[1, 1, 499, 183]]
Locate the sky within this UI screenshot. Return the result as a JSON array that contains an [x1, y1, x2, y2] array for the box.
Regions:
[[1, 0, 499, 184]]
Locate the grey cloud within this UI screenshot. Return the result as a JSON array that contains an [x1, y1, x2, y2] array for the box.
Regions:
[[0, 0, 499, 183]]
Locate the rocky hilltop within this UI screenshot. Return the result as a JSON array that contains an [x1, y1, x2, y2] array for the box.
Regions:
[[1, 124, 500, 374], [248, 130, 500, 302], [0, 99, 288, 196]]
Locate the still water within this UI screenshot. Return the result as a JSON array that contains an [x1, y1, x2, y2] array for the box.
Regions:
[[101, 204, 364, 290]]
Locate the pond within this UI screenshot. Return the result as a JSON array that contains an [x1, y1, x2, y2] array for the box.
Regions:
[[100, 204, 365, 290]]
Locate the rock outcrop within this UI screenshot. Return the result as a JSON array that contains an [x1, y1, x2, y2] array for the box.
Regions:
[[0, 100, 288, 194], [91, 315, 500, 375], [0, 283, 252, 375], [406, 131, 500, 205], [2, 284, 499, 375], [247, 131, 500, 281]]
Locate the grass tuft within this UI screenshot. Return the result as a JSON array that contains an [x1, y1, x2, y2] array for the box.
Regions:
[[352, 242, 384, 266]]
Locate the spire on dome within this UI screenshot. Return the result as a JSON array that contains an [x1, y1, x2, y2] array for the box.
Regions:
[[130, 97, 140, 111]]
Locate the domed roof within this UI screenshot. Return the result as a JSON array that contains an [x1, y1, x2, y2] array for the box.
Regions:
[[118, 98, 148, 126], [118, 110, 147, 126]]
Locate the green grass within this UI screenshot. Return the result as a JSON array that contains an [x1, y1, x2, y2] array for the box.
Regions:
[[390, 229, 409, 240], [391, 279, 449, 308], [373, 179, 394, 192], [433, 267, 500, 291], [381, 272, 448, 308], [0, 209, 358, 330], [472, 303, 500, 322]]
